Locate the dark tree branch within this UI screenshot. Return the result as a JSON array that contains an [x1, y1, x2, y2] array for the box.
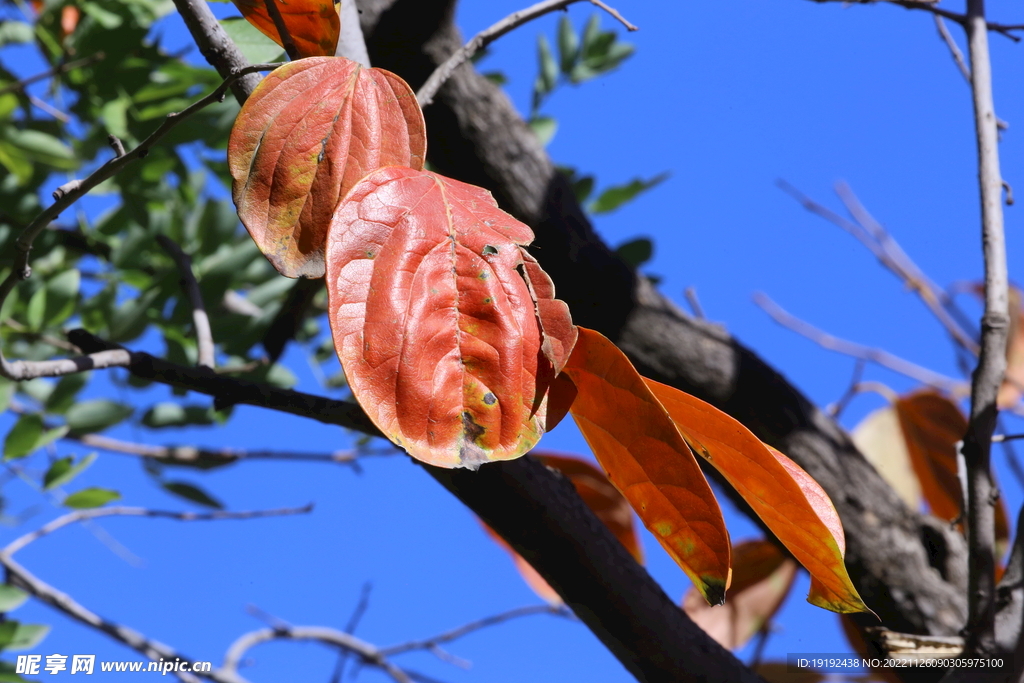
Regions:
[[171, 0, 263, 102]]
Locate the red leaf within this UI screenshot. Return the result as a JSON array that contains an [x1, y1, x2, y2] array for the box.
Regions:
[[231, 0, 340, 58], [683, 539, 797, 650], [326, 167, 575, 469], [560, 327, 731, 605], [644, 379, 869, 614], [228, 57, 425, 278]]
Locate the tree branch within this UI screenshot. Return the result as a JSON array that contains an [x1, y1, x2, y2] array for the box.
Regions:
[[960, 0, 1008, 656], [754, 292, 968, 396], [0, 63, 281, 382], [0, 53, 105, 96], [416, 0, 637, 107], [0, 506, 310, 683], [221, 626, 413, 683], [156, 235, 216, 369], [171, 0, 263, 102]]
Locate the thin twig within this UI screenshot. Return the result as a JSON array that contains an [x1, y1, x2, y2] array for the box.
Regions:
[[778, 179, 980, 355], [3, 505, 313, 556], [961, 0, 1009, 656], [261, 0, 300, 61], [814, 0, 1024, 41], [417, 0, 637, 107], [0, 63, 282, 382], [0, 505, 307, 683], [221, 626, 413, 683], [0, 53, 105, 96], [684, 286, 705, 320], [156, 235, 215, 369], [827, 359, 866, 418], [754, 292, 968, 395], [379, 605, 571, 657], [331, 582, 373, 683], [933, 16, 1009, 131]]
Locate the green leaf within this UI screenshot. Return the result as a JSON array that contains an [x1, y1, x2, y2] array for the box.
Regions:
[[80, 1, 123, 29], [0, 22, 34, 48], [588, 172, 670, 214], [162, 481, 223, 509], [43, 269, 80, 328], [101, 97, 130, 140], [44, 372, 89, 414], [0, 379, 12, 414], [528, 116, 558, 146], [63, 487, 120, 509], [0, 660, 32, 682], [65, 400, 133, 434], [142, 403, 215, 428], [615, 237, 654, 268], [0, 129, 76, 170], [4, 415, 41, 460], [0, 142, 31, 184], [25, 286, 46, 331], [220, 17, 285, 64], [43, 453, 97, 490], [0, 621, 49, 651], [0, 585, 28, 612], [482, 71, 507, 86], [533, 34, 558, 112], [557, 15, 580, 74]]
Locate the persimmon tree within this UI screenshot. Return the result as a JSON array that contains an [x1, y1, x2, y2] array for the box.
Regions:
[[0, 0, 1021, 681]]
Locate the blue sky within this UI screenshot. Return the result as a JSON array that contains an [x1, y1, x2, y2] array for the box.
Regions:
[[3, 0, 1024, 680]]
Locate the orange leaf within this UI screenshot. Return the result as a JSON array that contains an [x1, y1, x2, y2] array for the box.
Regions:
[[228, 57, 425, 278], [893, 389, 1010, 557], [683, 539, 797, 650], [482, 452, 644, 605], [231, 0, 340, 58], [645, 379, 869, 614], [326, 167, 576, 469], [560, 327, 730, 604]]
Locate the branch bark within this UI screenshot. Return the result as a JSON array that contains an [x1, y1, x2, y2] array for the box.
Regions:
[[960, 0, 1009, 657]]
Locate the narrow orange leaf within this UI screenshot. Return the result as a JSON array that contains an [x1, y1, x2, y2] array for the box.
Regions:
[[229, 57, 425, 278], [482, 452, 644, 605], [644, 379, 869, 614], [232, 0, 340, 58], [561, 327, 730, 605], [326, 167, 575, 469], [683, 539, 797, 650]]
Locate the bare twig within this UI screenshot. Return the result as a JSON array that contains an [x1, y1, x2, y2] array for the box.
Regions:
[[933, 16, 1009, 131], [3, 505, 313, 556], [0, 63, 282, 382], [0, 53, 105, 96], [684, 286, 705, 320], [417, 0, 637, 107], [156, 235, 215, 369], [754, 293, 967, 395], [0, 505, 309, 683], [779, 179, 980, 355], [221, 627, 413, 683], [0, 318, 81, 353], [330, 582, 374, 683], [262, 0, 300, 61], [107, 134, 126, 158], [379, 605, 570, 658], [76, 431, 375, 467], [813, 0, 1024, 41], [960, 0, 1009, 656], [827, 359, 866, 417]]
